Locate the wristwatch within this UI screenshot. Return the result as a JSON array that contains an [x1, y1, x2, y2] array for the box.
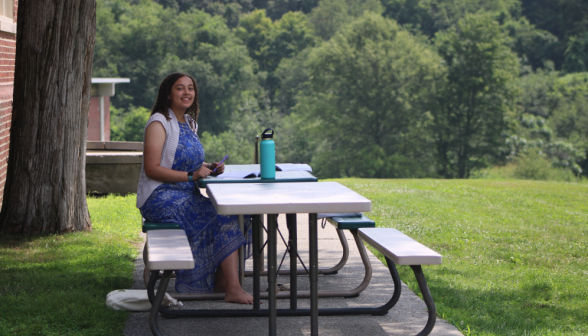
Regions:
[[187, 171, 194, 182]]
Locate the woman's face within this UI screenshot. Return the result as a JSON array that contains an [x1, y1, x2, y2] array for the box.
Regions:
[[168, 76, 195, 112]]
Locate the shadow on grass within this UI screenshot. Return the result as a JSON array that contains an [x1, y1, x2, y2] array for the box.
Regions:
[[0, 231, 137, 335], [0, 232, 43, 248]]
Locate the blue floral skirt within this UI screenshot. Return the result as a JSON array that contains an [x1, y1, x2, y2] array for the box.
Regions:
[[141, 185, 251, 293]]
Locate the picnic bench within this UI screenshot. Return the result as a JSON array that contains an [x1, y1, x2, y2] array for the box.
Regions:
[[142, 214, 376, 300], [144, 220, 442, 336], [141, 220, 181, 287], [358, 227, 442, 336], [145, 229, 194, 336]]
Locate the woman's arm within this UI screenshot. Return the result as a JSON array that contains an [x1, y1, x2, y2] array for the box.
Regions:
[[143, 121, 211, 182]]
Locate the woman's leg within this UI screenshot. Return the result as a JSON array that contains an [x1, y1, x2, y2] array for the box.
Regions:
[[219, 249, 253, 304], [213, 265, 227, 293]]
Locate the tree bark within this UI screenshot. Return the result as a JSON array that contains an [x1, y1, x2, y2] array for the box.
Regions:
[[0, 1, 96, 235]]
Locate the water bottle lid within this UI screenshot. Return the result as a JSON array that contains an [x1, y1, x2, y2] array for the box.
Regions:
[[261, 128, 274, 139]]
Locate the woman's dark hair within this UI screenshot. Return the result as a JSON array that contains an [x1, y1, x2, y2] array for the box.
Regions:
[[151, 72, 200, 130]]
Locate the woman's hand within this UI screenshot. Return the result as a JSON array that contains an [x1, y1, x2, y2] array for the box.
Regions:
[[209, 162, 225, 176], [194, 165, 212, 179]]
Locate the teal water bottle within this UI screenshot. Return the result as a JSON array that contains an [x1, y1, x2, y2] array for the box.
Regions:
[[260, 128, 275, 179]]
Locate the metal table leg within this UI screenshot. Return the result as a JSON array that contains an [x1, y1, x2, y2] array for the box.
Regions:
[[267, 214, 278, 336], [286, 213, 297, 311], [238, 215, 245, 285], [252, 215, 261, 311], [148, 270, 173, 336], [410, 265, 437, 336], [309, 213, 318, 336], [325, 228, 350, 275], [260, 215, 265, 272]]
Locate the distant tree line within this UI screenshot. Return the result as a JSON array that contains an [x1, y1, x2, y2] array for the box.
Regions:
[[93, 0, 588, 179]]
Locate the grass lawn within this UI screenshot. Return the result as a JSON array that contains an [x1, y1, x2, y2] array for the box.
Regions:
[[1, 179, 586, 335], [334, 178, 588, 336], [0, 195, 142, 335]]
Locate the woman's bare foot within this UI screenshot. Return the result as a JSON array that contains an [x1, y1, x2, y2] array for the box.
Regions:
[[224, 287, 254, 304], [217, 250, 252, 304]]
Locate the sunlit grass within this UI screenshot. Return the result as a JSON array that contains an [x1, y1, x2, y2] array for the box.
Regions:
[[0, 194, 142, 336], [333, 178, 588, 336], [2, 181, 587, 335]]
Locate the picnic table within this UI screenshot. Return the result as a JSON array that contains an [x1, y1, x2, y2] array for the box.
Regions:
[[207, 181, 372, 335], [198, 163, 318, 285], [148, 164, 371, 302], [146, 171, 442, 336]]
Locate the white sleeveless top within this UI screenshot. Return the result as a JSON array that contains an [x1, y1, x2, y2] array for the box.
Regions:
[[136, 109, 198, 208]]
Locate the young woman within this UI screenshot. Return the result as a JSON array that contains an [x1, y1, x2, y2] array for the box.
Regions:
[[137, 73, 253, 304]]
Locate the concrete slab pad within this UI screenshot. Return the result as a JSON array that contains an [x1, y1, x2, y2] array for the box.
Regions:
[[124, 213, 463, 336]]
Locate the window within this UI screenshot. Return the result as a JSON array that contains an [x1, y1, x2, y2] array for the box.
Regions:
[[0, 0, 13, 20], [0, 0, 15, 34]]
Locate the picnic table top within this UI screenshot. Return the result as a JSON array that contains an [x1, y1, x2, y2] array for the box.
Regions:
[[206, 181, 371, 215]]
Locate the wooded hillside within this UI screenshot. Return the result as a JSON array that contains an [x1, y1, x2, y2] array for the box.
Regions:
[[93, 0, 588, 179]]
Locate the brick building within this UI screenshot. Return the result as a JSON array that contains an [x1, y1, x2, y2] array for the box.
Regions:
[[88, 78, 130, 141], [0, 0, 16, 206]]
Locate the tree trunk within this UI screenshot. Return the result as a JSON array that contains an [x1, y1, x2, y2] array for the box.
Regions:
[[0, 1, 96, 235]]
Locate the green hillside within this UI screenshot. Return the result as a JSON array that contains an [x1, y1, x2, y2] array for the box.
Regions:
[[95, 0, 588, 180]]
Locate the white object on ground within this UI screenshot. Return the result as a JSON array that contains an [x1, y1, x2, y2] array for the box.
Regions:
[[106, 289, 183, 311]]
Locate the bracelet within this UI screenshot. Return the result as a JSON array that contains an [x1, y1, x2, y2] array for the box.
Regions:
[[187, 171, 194, 182]]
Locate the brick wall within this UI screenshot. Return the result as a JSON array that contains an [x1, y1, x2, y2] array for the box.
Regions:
[[87, 96, 111, 141], [0, 0, 17, 206]]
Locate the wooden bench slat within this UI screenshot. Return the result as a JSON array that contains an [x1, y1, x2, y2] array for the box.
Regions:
[[358, 228, 442, 265], [147, 230, 195, 270]]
